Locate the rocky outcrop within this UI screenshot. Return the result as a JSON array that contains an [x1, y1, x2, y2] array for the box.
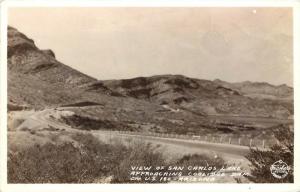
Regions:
[[41, 49, 55, 58], [8, 26, 95, 85]]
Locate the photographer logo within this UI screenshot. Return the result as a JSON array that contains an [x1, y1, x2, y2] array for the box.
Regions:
[[270, 160, 290, 179]]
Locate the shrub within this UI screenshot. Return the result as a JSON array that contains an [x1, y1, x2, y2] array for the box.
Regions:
[[60, 114, 116, 131], [8, 133, 165, 183], [8, 133, 121, 183], [175, 154, 225, 176], [176, 154, 225, 168], [111, 142, 166, 183], [245, 124, 293, 183], [8, 132, 227, 183]]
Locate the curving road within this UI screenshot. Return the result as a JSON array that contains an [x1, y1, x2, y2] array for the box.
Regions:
[[12, 108, 252, 161]]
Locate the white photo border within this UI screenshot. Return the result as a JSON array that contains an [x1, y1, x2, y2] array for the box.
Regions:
[[1, 0, 300, 192]]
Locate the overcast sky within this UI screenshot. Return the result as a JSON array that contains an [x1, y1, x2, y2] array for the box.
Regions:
[[8, 7, 293, 86]]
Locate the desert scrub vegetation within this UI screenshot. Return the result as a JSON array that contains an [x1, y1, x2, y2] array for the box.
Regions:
[[245, 124, 293, 183], [8, 133, 116, 183], [60, 114, 137, 131], [111, 142, 167, 183], [8, 132, 226, 183], [8, 132, 166, 183], [175, 154, 225, 175]]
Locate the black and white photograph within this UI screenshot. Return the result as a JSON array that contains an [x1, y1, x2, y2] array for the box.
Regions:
[[0, 1, 299, 190]]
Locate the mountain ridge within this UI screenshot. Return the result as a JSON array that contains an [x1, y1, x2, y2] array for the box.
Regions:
[[7, 26, 293, 119]]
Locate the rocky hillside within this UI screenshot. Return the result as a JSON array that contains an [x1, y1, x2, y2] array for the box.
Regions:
[[8, 26, 101, 108], [8, 26, 293, 119], [85, 75, 293, 118], [8, 26, 95, 85]]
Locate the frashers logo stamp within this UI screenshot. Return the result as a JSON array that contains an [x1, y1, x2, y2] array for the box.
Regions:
[[270, 160, 290, 179]]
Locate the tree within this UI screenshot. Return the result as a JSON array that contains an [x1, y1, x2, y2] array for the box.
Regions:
[[245, 124, 293, 183]]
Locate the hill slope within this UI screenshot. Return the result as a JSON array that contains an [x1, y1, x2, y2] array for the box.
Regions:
[[89, 75, 292, 118], [8, 26, 104, 108], [7, 26, 293, 137]]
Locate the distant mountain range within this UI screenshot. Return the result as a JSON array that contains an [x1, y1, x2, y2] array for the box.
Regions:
[[213, 79, 293, 100], [7, 26, 293, 120]]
